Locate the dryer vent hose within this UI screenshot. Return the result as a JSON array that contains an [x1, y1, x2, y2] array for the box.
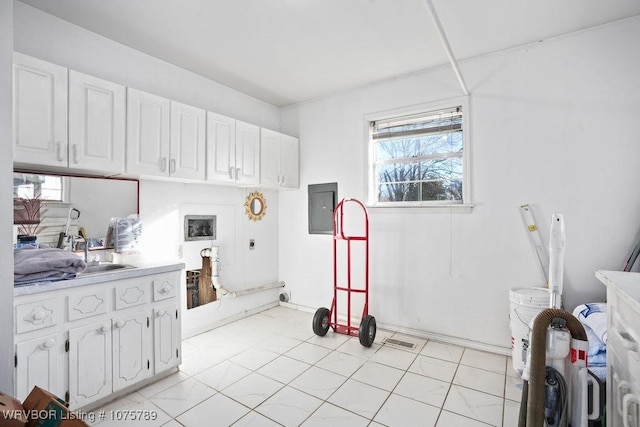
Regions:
[[518, 308, 587, 427]]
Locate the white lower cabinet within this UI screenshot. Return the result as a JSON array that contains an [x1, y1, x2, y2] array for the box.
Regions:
[[15, 334, 59, 402], [112, 311, 152, 391], [68, 321, 113, 407], [14, 268, 182, 409], [153, 305, 180, 373], [68, 311, 152, 407], [597, 270, 640, 427]]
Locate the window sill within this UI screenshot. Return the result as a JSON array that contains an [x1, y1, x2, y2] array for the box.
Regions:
[[366, 203, 474, 214]]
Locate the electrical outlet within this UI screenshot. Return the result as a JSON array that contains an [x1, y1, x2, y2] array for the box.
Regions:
[[249, 239, 255, 250]]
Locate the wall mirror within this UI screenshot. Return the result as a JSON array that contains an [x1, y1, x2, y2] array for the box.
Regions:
[[244, 191, 267, 221], [13, 172, 139, 247]]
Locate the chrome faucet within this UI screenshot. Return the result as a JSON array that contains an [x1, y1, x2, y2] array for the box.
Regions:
[[68, 235, 95, 265]]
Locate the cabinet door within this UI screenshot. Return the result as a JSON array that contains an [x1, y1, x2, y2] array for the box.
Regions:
[[153, 305, 180, 373], [13, 53, 68, 167], [126, 88, 170, 176], [15, 334, 59, 401], [68, 322, 112, 407], [170, 101, 206, 180], [280, 134, 299, 189], [236, 121, 260, 185], [112, 312, 151, 391], [69, 70, 125, 174], [206, 111, 236, 184], [260, 128, 281, 188]]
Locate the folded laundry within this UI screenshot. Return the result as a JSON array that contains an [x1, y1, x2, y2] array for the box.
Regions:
[[14, 246, 86, 285], [573, 303, 608, 383], [573, 302, 607, 343], [583, 323, 607, 357]]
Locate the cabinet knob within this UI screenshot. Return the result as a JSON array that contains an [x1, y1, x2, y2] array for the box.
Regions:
[[160, 157, 168, 172], [39, 339, 55, 350], [114, 320, 125, 329], [236, 167, 241, 180], [159, 283, 172, 295], [32, 311, 46, 321], [99, 325, 110, 334], [229, 166, 235, 180], [170, 158, 176, 174]]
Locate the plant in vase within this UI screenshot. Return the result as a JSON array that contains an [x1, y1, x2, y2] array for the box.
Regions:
[[14, 192, 48, 248]]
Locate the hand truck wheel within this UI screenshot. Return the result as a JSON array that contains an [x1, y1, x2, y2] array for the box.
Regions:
[[359, 315, 376, 347], [312, 307, 331, 336]]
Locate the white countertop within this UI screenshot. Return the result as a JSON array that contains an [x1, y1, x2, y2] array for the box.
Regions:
[[14, 261, 185, 297], [595, 269, 640, 312]]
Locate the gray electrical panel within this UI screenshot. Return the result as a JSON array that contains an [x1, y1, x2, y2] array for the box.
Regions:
[[308, 183, 337, 234]]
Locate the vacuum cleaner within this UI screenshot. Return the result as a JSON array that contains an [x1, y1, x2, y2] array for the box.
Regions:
[[518, 213, 601, 426]]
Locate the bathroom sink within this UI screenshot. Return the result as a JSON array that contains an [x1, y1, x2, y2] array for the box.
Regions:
[[79, 263, 134, 275]]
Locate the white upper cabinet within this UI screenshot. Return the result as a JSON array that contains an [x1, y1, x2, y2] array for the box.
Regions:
[[13, 53, 68, 167], [126, 88, 171, 176], [260, 128, 281, 188], [170, 101, 206, 180], [69, 70, 126, 174], [12, 54, 298, 188], [206, 111, 259, 185], [13, 53, 125, 175], [260, 128, 299, 189], [280, 133, 300, 189], [126, 90, 206, 180], [206, 112, 236, 184], [235, 121, 260, 185]]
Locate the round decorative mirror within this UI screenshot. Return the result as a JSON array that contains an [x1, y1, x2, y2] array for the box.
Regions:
[[245, 191, 267, 221]]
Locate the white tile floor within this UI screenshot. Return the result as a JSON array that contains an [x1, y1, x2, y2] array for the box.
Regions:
[[88, 306, 523, 427]]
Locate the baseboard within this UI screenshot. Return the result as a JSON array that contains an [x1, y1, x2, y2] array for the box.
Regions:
[[279, 301, 511, 356], [182, 301, 280, 339]]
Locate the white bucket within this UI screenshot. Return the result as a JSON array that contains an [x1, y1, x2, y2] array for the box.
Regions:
[[509, 287, 550, 376]]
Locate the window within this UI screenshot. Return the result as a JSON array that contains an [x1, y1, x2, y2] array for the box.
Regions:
[[13, 173, 65, 202], [368, 99, 469, 206]]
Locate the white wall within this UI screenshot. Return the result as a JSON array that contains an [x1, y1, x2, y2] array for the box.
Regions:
[[139, 181, 280, 337], [68, 177, 138, 238], [0, 0, 15, 395], [279, 17, 640, 350], [13, 2, 283, 337]]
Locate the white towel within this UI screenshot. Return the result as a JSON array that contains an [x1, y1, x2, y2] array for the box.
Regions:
[[14, 246, 86, 284], [573, 303, 607, 343]]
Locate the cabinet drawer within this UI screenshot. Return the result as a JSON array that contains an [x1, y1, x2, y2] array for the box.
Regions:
[[68, 289, 108, 321], [114, 281, 150, 310], [152, 275, 177, 301], [15, 298, 61, 334]]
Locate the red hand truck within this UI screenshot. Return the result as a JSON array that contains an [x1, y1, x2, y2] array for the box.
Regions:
[[312, 198, 376, 347]]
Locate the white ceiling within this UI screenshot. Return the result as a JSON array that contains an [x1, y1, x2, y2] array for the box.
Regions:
[[17, 0, 640, 107]]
